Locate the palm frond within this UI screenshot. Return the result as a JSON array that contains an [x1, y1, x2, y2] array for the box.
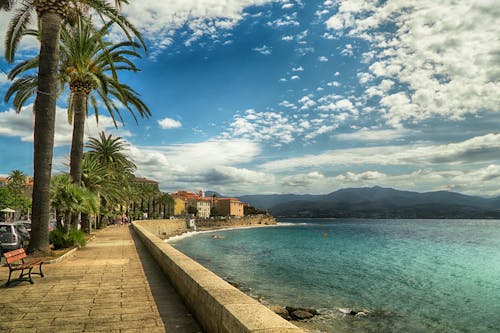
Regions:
[[5, 2, 35, 62]]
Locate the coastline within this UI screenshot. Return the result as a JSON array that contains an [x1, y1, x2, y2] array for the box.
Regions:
[[164, 220, 322, 332], [165, 222, 287, 242]]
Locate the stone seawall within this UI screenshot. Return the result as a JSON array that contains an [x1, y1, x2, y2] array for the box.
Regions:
[[196, 215, 276, 229], [133, 219, 189, 238], [132, 221, 303, 333], [135, 215, 276, 239]]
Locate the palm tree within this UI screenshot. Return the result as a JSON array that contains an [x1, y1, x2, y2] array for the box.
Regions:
[[81, 153, 125, 231], [85, 131, 136, 225], [6, 18, 150, 228], [0, 0, 144, 255], [7, 169, 28, 196], [50, 173, 99, 232], [85, 131, 136, 174], [61, 18, 149, 187], [1, 0, 145, 256]]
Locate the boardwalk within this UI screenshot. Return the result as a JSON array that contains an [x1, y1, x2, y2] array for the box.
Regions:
[[0, 226, 202, 333]]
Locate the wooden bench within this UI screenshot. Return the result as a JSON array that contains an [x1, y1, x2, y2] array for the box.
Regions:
[[2, 248, 45, 286]]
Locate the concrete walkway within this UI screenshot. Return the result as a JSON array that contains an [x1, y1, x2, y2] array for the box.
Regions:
[[0, 226, 202, 333]]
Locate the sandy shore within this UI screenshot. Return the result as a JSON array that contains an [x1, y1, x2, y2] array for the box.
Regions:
[[165, 222, 286, 242]]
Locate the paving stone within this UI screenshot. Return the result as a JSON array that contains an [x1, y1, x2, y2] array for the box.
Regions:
[[0, 226, 201, 333]]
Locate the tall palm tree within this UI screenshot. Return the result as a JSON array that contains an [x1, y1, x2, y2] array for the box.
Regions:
[[6, 18, 150, 228], [85, 131, 136, 225], [81, 153, 125, 231], [61, 18, 149, 187], [1, 0, 144, 256]]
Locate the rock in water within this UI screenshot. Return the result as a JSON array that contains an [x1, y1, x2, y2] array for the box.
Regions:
[[269, 306, 291, 320], [286, 306, 318, 315], [338, 308, 358, 315], [290, 310, 315, 320]]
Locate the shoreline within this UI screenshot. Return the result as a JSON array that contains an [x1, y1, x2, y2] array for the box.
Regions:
[[165, 222, 288, 243], [164, 221, 322, 332]]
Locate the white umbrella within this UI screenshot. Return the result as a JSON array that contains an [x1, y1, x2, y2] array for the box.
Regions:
[[0, 208, 16, 213]]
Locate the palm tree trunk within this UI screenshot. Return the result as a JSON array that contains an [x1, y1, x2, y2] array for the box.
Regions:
[[70, 92, 87, 184], [28, 11, 63, 256], [70, 91, 87, 229]]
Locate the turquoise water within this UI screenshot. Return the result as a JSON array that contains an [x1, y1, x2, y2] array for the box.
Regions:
[[171, 219, 500, 333]]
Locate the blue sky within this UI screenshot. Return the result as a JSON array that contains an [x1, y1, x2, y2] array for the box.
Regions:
[[0, 0, 499, 197]]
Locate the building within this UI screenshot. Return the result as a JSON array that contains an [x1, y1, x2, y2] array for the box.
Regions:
[[188, 198, 211, 218], [0, 177, 8, 187], [215, 198, 245, 217], [171, 190, 246, 218], [173, 197, 186, 216]]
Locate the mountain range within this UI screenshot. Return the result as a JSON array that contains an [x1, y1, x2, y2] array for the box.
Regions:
[[234, 187, 500, 219]]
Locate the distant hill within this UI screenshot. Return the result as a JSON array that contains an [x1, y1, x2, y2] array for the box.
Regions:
[[239, 186, 500, 219]]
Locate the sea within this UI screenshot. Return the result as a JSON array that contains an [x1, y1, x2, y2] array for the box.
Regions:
[[169, 219, 500, 333]]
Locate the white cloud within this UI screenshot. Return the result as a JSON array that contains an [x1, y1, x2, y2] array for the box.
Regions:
[[0, 72, 8, 86], [261, 133, 500, 171], [290, 75, 300, 80], [127, 139, 274, 194], [282, 35, 294, 41], [292, 66, 304, 72], [327, 81, 341, 87], [267, 11, 300, 28], [340, 43, 353, 57], [279, 100, 297, 109], [325, 0, 500, 126], [252, 45, 272, 55], [0, 11, 39, 57], [158, 117, 182, 129], [335, 127, 414, 142], [120, 0, 274, 53], [0, 104, 131, 148], [222, 109, 298, 145], [298, 95, 316, 110], [318, 98, 357, 115], [318, 56, 329, 62]]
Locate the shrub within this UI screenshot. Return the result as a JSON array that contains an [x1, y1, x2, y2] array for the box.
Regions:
[[49, 228, 86, 249]]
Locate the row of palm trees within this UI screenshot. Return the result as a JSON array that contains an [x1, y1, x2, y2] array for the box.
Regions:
[[1, 0, 152, 255]]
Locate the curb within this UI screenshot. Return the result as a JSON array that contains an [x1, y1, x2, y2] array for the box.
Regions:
[[44, 233, 97, 264]]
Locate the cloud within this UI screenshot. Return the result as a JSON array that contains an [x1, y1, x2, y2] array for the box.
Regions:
[[252, 45, 272, 55], [298, 95, 316, 110], [340, 43, 353, 57], [279, 100, 297, 109], [282, 35, 294, 41], [221, 109, 298, 145], [318, 56, 329, 62], [325, 0, 500, 126], [0, 104, 131, 147], [292, 66, 304, 72], [158, 117, 182, 129], [0, 11, 39, 57], [266, 11, 300, 28], [126, 139, 273, 194], [290, 75, 300, 80], [335, 127, 414, 142], [116, 0, 275, 54], [261, 133, 500, 171], [0, 72, 8, 86]]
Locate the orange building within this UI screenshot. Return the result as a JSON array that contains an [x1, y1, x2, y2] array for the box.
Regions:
[[215, 198, 244, 217]]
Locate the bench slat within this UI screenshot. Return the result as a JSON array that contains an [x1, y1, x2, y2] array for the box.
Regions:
[[3, 248, 28, 264]]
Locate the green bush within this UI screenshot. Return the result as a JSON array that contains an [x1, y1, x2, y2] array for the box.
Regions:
[[49, 228, 86, 249]]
